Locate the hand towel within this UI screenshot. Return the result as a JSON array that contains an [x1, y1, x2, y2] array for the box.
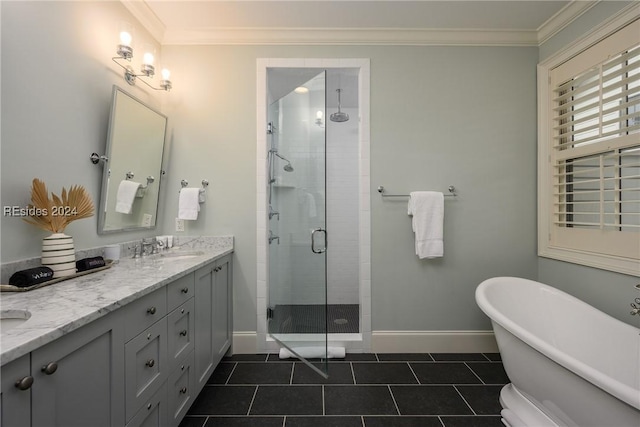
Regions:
[[115, 180, 141, 214], [9, 266, 54, 287], [408, 191, 444, 259], [76, 256, 106, 272], [178, 188, 201, 220]]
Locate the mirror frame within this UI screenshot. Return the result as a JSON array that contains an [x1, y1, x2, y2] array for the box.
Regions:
[[97, 86, 167, 234]]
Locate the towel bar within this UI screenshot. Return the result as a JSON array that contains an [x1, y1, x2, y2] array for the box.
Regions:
[[377, 185, 456, 197]]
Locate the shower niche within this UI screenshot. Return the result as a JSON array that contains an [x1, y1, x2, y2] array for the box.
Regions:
[[258, 60, 370, 373]]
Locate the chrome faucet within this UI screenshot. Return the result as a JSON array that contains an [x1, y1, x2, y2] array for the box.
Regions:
[[269, 206, 280, 221], [630, 297, 640, 316], [141, 238, 159, 256]]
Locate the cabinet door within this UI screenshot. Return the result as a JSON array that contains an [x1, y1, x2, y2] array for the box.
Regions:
[[213, 255, 232, 365], [1, 355, 31, 427], [31, 313, 125, 427], [167, 351, 195, 427], [125, 383, 167, 427], [194, 262, 215, 391]]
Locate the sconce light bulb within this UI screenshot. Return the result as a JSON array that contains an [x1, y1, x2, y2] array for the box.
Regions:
[[316, 111, 323, 119], [119, 31, 132, 46], [161, 68, 171, 80], [143, 52, 155, 66]]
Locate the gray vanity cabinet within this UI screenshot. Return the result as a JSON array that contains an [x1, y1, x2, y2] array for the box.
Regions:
[[194, 254, 233, 392], [30, 312, 125, 427], [0, 355, 31, 427]]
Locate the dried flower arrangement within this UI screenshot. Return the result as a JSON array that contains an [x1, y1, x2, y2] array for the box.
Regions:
[[22, 178, 95, 233]]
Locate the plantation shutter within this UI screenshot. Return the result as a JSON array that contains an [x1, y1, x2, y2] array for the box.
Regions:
[[549, 19, 640, 261]]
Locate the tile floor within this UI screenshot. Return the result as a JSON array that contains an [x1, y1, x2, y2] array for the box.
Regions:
[[180, 353, 507, 427]]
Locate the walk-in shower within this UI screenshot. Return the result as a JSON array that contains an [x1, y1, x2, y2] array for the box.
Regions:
[[264, 66, 362, 374]]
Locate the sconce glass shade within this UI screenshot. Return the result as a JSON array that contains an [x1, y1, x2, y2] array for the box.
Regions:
[[141, 44, 156, 77], [117, 22, 133, 60]]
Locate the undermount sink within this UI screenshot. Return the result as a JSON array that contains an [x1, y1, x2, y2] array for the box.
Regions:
[[1, 309, 32, 331], [157, 250, 205, 260]]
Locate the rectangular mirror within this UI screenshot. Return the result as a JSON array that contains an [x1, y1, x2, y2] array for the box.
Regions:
[[98, 86, 167, 234]]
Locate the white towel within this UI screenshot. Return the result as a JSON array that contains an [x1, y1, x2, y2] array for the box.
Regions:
[[115, 180, 141, 214], [178, 188, 201, 220], [408, 191, 444, 259]]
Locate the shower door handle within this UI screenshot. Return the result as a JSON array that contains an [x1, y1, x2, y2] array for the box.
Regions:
[[311, 228, 327, 254]]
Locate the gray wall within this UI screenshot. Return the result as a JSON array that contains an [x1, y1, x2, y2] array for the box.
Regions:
[[160, 44, 539, 332], [537, 1, 639, 326], [1, 1, 166, 261]]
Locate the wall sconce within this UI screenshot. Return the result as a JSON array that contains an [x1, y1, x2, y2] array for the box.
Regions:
[[315, 110, 324, 127], [112, 22, 172, 91]]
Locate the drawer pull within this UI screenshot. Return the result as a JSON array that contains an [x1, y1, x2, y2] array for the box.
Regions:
[[41, 362, 58, 375], [147, 307, 157, 315], [179, 387, 187, 394], [15, 376, 33, 390], [147, 403, 152, 410], [181, 287, 189, 294], [179, 329, 188, 336], [145, 359, 155, 368]]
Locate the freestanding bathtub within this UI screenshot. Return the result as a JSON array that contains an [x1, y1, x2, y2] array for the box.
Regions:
[[475, 277, 640, 427]]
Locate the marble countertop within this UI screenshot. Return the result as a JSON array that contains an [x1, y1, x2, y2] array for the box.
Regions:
[[0, 236, 233, 366]]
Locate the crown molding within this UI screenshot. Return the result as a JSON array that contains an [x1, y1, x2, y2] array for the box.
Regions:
[[120, 0, 166, 43], [162, 27, 539, 46], [536, 0, 599, 45], [122, 0, 599, 47]]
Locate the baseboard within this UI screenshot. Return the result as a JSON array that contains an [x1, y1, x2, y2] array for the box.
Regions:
[[371, 330, 498, 353], [234, 330, 498, 354], [232, 331, 258, 354]]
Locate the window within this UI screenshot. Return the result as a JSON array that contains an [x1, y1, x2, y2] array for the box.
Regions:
[[539, 17, 640, 276]]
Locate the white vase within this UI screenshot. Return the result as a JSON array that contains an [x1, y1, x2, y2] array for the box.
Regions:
[[41, 233, 76, 278]]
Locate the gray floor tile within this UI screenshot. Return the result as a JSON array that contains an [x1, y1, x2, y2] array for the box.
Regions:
[[208, 362, 236, 384], [189, 386, 256, 415], [325, 385, 398, 415], [285, 416, 363, 426], [228, 362, 293, 384], [465, 363, 509, 385], [376, 353, 433, 361], [431, 353, 488, 361], [179, 416, 208, 427], [353, 362, 417, 384], [205, 417, 285, 427], [456, 385, 503, 415], [441, 416, 504, 427], [390, 385, 474, 415], [293, 362, 354, 384], [250, 386, 323, 415], [410, 362, 482, 384], [224, 354, 269, 362], [363, 416, 442, 426]]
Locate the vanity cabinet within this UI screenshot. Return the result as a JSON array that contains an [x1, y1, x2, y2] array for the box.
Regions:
[[0, 251, 232, 427], [194, 254, 233, 392], [1, 355, 31, 427], [31, 312, 125, 427]]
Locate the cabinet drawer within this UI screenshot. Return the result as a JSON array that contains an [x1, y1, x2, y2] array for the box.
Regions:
[[125, 382, 167, 427], [125, 318, 168, 421], [167, 273, 194, 312], [167, 299, 195, 372], [123, 288, 167, 342], [167, 351, 195, 427]]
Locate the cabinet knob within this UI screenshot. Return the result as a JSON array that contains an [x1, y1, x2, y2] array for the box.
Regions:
[[41, 362, 58, 375], [181, 287, 189, 294], [179, 329, 188, 336], [147, 307, 157, 315], [179, 387, 187, 394], [147, 403, 152, 410], [145, 359, 155, 368], [14, 376, 33, 390]]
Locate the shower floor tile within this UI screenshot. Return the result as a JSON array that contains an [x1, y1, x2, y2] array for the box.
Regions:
[[181, 352, 507, 426]]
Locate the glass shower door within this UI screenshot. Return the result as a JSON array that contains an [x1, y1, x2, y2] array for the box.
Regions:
[[267, 71, 328, 376]]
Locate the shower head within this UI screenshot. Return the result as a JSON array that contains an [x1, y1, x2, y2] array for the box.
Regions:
[[274, 151, 294, 172], [330, 89, 349, 123]]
